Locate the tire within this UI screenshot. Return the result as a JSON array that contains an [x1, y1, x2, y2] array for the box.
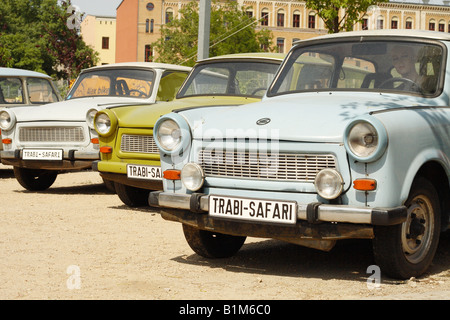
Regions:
[[114, 182, 149, 207], [182, 224, 246, 258], [102, 178, 116, 193], [373, 176, 441, 279], [13, 166, 57, 191]]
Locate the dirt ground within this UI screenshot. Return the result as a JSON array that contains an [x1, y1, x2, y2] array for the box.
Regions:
[[0, 164, 448, 301]]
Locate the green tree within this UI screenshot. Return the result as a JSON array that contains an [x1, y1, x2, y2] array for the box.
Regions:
[[305, 0, 389, 33], [0, 0, 97, 79], [152, 0, 274, 66]]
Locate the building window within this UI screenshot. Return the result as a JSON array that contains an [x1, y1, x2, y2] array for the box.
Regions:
[[429, 19, 435, 31], [145, 45, 152, 62], [246, 9, 253, 19], [102, 37, 109, 49], [261, 9, 269, 26], [146, 19, 149, 33], [277, 10, 284, 27], [439, 20, 445, 32], [376, 16, 383, 29], [277, 38, 284, 53], [308, 12, 315, 29], [362, 18, 368, 30], [293, 11, 300, 28], [166, 8, 173, 24], [150, 19, 154, 33], [391, 17, 398, 29], [406, 17, 412, 29]]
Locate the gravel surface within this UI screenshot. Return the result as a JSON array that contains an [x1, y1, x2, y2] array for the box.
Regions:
[[0, 164, 448, 300]]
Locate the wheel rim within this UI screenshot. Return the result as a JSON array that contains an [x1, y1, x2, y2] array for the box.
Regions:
[[401, 195, 435, 264]]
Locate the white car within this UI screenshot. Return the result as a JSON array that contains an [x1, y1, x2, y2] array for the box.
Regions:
[[0, 67, 62, 157], [0, 62, 191, 190]]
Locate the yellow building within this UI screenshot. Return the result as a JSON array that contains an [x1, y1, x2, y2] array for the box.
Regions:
[[115, 0, 450, 62], [81, 15, 117, 65]]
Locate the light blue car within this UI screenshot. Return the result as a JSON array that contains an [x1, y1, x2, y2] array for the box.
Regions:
[[150, 30, 450, 279]]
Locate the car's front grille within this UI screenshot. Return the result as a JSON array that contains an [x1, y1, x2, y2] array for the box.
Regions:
[[198, 150, 337, 182], [19, 127, 85, 142], [120, 134, 159, 154]]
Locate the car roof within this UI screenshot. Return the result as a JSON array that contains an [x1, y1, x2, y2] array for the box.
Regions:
[[81, 62, 192, 74], [296, 29, 450, 45], [0, 67, 52, 79], [197, 52, 286, 63]]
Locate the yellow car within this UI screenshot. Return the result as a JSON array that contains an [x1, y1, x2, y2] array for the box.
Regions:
[[94, 53, 285, 206]]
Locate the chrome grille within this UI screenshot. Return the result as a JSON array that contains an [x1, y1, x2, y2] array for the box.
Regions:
[[198, 150, 337, 182], [19, 127, 84, 142], [120, 134, 158, 154]]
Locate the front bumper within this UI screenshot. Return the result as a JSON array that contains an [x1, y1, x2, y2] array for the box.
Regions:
[[0, 150, 99, 170], [149, 191, 407, 227]]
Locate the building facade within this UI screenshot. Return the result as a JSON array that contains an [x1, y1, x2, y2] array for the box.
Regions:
[[80, 15, 117, 65], [115, 0, 450, 63]]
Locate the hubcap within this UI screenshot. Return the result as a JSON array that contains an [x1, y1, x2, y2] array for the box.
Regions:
[[401, 197, 434, 264]]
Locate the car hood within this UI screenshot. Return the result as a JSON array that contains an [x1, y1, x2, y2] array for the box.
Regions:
[[9, 96, 148, 122], [109, 96, 260, 128], [181, 92, 441, 143]]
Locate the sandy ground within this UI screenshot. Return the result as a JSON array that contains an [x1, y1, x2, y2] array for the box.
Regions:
[[0, 164, 448, 301]]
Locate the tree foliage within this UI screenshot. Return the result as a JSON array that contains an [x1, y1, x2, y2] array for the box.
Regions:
[[305, 0, 389, 33], [152, 0, 274, 66], [0, 0, 97, 79]]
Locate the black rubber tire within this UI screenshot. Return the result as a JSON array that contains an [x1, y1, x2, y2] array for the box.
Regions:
[[182, 224, 246, 258], [372, 176, 441, 279], [114, 182, 149, 207], [13, 166, 57, 191]]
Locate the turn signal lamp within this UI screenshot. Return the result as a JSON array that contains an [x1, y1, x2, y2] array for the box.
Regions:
[[2, 138, 12, 144], [163, 169, 181, 180], [100, 146, 112, 154], [353, 178, 377, 191]]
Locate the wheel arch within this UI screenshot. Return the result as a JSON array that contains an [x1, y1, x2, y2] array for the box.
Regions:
[[415, 161, 450, 232]]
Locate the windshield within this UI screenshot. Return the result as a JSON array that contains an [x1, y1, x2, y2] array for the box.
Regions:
[[268, 40, 444, 97], [67, 68, 155, 99], [177, 60, 281, 98]]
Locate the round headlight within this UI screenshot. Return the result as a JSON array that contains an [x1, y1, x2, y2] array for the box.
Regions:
[[86, 108, 98, 129], [347, 122, 378, 158], [156, 119, 181, 151], [181, 163, 205, 191], [95, 113, 112, 136], [344, 118, 388, 162], [0, 109, 16, 131], [314, 169, 344, 200]]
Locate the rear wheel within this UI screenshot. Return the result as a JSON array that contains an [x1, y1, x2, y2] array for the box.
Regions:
[[373, 176, 441, 279], [114, 182, 149, 207], [13, 166, 57, 191], [182, 224, 246, 258]]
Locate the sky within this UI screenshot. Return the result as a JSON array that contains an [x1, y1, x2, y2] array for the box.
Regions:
[[70, 0, 123, 17]]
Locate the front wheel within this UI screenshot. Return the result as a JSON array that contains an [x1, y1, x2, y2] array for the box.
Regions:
[[372, 176, 441, 279], [13, 167, 58, 191], [114, 182, 149, 207], [182, 224, 246, 258]]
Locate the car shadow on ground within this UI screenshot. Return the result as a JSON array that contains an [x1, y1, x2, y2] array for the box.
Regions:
[[14, 182, 115, 195], [171, 230, 450, 283]]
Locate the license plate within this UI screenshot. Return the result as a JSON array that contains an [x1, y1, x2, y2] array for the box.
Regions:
[[127, 164, 162, 180], [209, 195, 297, 225], [22, 149, 63, 160]]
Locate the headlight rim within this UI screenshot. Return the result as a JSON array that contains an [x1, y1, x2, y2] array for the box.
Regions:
[[154, 114, 192, 155], [344, 117, 388, 163], [314, 168, 344, 200], [94, 110, 117, 137], [0, 109, 16, 131], [181, 162, 205, 191], [86, 108, 100, 129]]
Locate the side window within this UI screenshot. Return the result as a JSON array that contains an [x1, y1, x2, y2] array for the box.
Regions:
[[0, 78, 23, 104], [183, 67, 230, 96], [28, 78, 59, 103], [156, 71, 189, 101]]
